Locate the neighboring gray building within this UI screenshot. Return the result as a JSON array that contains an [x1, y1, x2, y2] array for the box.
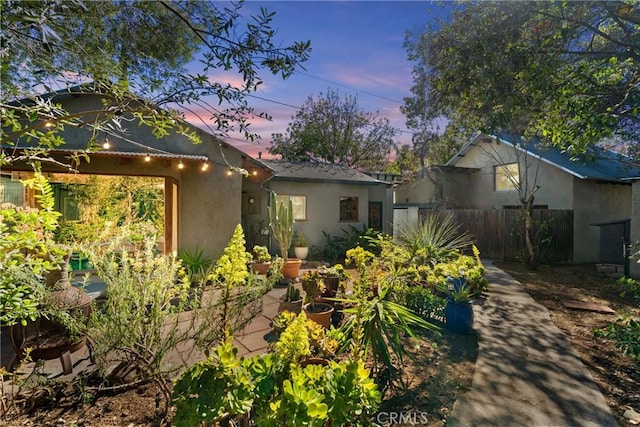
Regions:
[[395, 132, 640, 265], [241, 157, 394, 255]]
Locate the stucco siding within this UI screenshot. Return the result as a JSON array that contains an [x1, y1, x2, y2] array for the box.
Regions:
[[630, 182, 640, 278], [573, 179, 632, 263], [451, 139, 576, 210], [367, 184, 394, 234], [395, 179, 436, 204], [7, 92, 246, 259], [268, 181, 370, 252]]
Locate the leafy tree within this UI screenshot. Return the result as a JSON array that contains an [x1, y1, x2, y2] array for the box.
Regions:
[[268, 88, 399, 171], [1, 0, 311, 168], [404, 1, 639, 267], [404, 0, 639, 154], [384, 144, 419, 178]]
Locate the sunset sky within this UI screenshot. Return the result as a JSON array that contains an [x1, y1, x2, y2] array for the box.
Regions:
[[182, 1, 453, 158]]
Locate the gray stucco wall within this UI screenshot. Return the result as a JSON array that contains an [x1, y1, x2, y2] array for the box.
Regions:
[[573, 179, 632, 263], [264, 181, 371, 255], [452, 139, 577, 210], [630, 182, 640, 278], [6, 92, 245, 259]]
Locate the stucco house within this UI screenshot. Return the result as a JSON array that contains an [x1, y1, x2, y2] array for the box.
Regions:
[[241, 156, 394, 257], [395, 132, 640, 266], [2, 86, 247, 259], [3, 86, 396, 261]]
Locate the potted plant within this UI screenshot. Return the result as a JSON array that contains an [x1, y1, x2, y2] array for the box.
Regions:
[[293, 231, 309, 260], [278, 283, 303, 314], [301, 270, 334, 328], [317, 264, 350, 297], [439, 276, 474, 334], [268, 192, 301, 278], [251, 244, 271, 275]]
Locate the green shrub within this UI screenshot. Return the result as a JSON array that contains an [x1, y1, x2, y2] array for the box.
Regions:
[[595, 276, 640, 361], [172, 338, 255, 426], [339, 247, 437, 382], [403, 285, 446, 321], [596, 315, 640, 360], [0, 172, 69, 327], [321, 225, 381, 263], [396, 211, 474, 265], [172, 338, 380, 427]]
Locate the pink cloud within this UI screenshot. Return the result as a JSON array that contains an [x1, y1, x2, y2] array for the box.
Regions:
[[322, 61, 412, 91]]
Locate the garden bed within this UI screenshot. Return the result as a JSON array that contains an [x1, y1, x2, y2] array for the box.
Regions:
[[1, 328, 477, 427]]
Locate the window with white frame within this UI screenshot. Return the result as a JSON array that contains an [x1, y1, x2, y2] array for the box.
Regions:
[[494, 163, 519, 191], [275, 194, 307, 221]]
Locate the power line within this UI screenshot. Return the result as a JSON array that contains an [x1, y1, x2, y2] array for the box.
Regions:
[[297, 71, 405, 105]]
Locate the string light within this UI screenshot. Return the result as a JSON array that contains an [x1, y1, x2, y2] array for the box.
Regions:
[[252, 170, 258, 176], [102, 139, 110, 149], [178, 161, 184, 170], [226, 169, 233, 176], [201, 162, 209, 171], [144, 154, 151, 162]]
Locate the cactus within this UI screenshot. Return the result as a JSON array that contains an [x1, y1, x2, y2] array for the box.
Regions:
[[268, 192, 294, 262], [285, 284, 301, 302]]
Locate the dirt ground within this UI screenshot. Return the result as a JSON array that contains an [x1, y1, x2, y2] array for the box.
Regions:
[[3, 261, 639, 426], [495, 261, 640, 427]]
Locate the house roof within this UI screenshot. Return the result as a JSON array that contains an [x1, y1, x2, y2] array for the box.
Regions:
[[254, 159, 385, 185], [447, 132, 640, 183], [2, 83, 252, 169]]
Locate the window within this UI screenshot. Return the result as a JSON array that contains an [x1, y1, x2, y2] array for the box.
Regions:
[[340, 196, 359, 222], [275, 194, 307, 221], [495, 163, 519, 191], [0, 175, 25, 205]]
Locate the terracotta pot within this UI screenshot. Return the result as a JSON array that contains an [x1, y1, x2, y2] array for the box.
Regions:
[[303, 302, 334, 329], [281, 258, 302, 279], [251, 261, 271, 275]]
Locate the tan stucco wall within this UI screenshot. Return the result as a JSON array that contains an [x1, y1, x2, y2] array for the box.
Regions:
[[452, 139, 576, 210], [573, 179, 632, 263], [395, 172, 475, 208]]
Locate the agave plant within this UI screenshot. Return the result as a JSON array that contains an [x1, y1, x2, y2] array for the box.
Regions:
[[396, 211, 474, 265]]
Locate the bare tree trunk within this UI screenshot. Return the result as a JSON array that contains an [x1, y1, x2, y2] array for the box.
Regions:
[[520, 194, 536, 268]]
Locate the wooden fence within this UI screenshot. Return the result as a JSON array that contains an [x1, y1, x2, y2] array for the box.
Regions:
[[417, 208, 573, 262]]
